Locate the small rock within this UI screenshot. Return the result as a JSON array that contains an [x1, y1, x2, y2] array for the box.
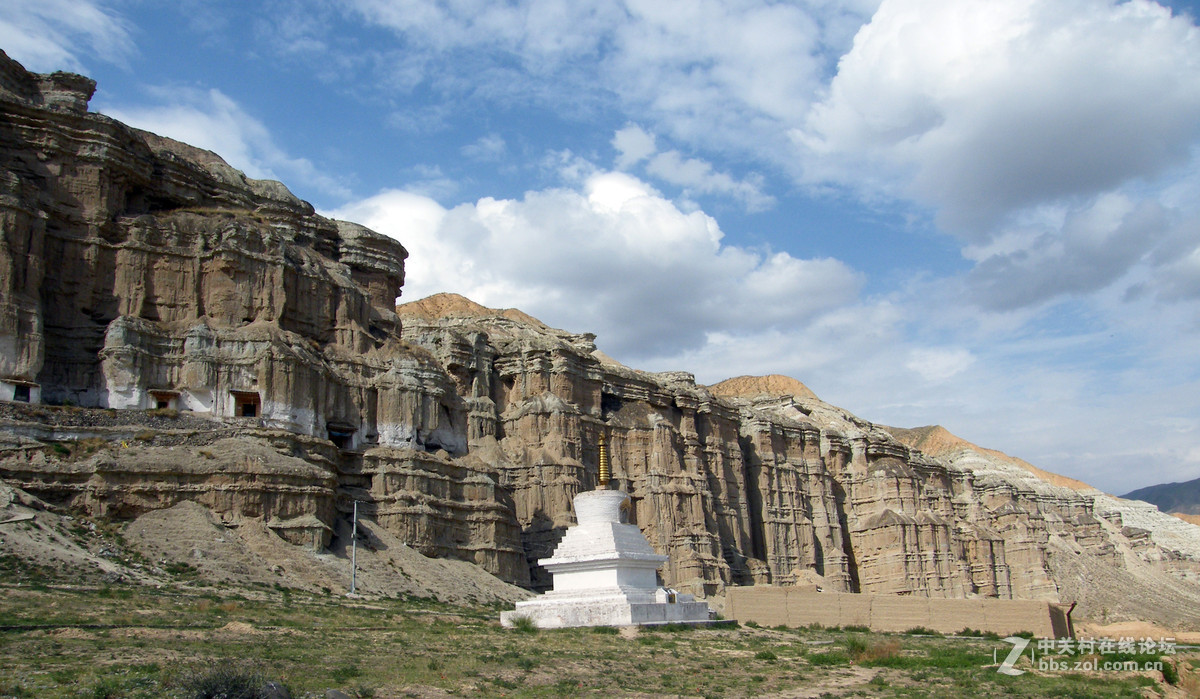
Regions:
[[262, 681, 291, 699]]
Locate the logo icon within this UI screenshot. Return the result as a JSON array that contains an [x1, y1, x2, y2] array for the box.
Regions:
[[997, 636, 1030, 676]]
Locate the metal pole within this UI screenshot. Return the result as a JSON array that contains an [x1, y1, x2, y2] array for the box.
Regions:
[[350, 500, 358, 595]]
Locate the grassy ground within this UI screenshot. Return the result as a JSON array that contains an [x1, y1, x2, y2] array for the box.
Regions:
[[0, 582, 1188, 698]]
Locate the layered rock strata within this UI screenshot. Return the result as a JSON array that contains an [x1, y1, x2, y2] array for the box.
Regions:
[[0, 53, 525, 583], [395, 296, 1200, 616], [3, 54, 1198, 620]]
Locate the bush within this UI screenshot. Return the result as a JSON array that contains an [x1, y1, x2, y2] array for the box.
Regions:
[[844, 636, 869, 657], [90, 677, 123, 699], [903, 626, 941, 636], [754, 650, 777, 661], [957, 628, 1000, 640], [1162, 659, 1179, 686], [510, 615, 538, 633], [807, 651, 851, 666], [174, 663, 288, 699]]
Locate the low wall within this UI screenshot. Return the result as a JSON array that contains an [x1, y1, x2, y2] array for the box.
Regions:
[[726, 586, 1072, 638]]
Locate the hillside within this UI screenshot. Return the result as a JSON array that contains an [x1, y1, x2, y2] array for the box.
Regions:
[[886, 424, 1097, 492], [1125, 477, 1200, 516]]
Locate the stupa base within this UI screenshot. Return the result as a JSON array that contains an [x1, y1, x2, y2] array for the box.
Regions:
[[501, 587, 712, 629]]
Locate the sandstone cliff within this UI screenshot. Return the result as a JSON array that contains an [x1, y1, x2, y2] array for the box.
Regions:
[[393, 293, 1200, 627], [0, 51, 527, 584], [2, 53, 1199, 626]]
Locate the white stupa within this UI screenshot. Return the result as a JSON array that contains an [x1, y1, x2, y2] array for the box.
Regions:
[[501, 436, 711, 629]]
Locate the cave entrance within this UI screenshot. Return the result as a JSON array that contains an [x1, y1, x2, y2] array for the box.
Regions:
[[231, 390, 261, 418], [149, 390, 179, 410], [327, 422, 357, 450]]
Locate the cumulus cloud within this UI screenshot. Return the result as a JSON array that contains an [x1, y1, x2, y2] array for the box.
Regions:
[[612, 125, 656, 169], [328, 0, 856, 163], [0, 0, 133, 72], [329, 168, 860, 359], [100, 87, 353, 201], [611, 125, 775, 211], [796, 0, 1200, 236]]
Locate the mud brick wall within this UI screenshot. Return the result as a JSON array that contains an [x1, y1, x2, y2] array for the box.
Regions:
[[726, 586, 1072, 638]]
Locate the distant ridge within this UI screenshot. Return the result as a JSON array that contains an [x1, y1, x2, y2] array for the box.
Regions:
[[708, 374, 820, 402], [1123, 477, 1200, 516], [397, 292, 549, 329], [886, 425, 1096, 492]]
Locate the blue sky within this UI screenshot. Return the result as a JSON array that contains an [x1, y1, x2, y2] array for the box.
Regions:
[[6, 0, 1200, 495]]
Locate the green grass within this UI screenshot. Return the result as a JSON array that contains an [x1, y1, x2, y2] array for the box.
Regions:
[[0, 583, 1187, 698]]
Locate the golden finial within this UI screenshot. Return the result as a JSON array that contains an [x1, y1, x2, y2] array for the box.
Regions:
[[598, 432, 611, 487]]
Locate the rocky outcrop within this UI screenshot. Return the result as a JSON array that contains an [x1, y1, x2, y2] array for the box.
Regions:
[[2, 53, 1198, 622], [0, 52, 525, 583], [394, 294, 1200, 618]]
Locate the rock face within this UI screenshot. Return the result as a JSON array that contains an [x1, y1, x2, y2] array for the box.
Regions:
[[0, 52, 526, 584], [3, 54, 1199, 624], [394, 295, 1200, 622]]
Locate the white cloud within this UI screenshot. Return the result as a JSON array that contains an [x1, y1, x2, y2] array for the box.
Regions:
[[905, 347, 975, 382], [0, 0, 133, 73], [796, 0, 1200, 236], [612, 125, 656, 169], [611, 125, 775, 211], [461, 134, 507, 162], [645, 151, 775, 212], [329, 168, 860, 359], [100, 87, 353, 201], [332, 0, 860, 166]]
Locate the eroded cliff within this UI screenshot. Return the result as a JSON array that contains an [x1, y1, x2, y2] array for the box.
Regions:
[[394, 294, 1200, 625], [0, 51, 527, 584], [3, 53, 1199, 624]]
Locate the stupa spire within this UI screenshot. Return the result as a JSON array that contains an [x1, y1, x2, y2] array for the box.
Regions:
[[598, 432, 611, 487]]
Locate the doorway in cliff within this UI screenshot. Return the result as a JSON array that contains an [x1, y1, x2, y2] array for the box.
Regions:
[[150, 390, 179, 410], [231, 391, 260, 418]]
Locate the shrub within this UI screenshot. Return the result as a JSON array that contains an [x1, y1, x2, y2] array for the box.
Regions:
[[90, 677, 123, 699], [903, 626, 941, 636], [174, 663, 288, 699], [510, 615, 538, 633], [1162, 659, 1179, 686], [856, 640, 902, 664], [754, 650, 777, 661], [957, 628, 1000, 640], [807, 651, 851, 666], [844, 636, 869, 658]]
